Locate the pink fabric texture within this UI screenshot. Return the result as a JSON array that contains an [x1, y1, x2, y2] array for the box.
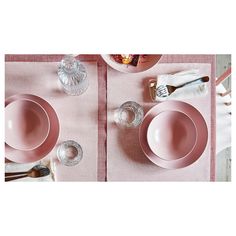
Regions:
[[107, 59, 215, 181], [5, 59, 99, 181], [5, 55, 216, 181]]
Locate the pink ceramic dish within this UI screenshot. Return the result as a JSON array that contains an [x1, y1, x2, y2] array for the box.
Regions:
[[139, 101, 208, 169], [147, 111, 197, 161], [5, 99, 50, 151], [5, 94, 60, 163], [101, 54, 162, 73]]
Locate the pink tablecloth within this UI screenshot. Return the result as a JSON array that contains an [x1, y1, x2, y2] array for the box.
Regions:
[[5, 55, 216, 181]]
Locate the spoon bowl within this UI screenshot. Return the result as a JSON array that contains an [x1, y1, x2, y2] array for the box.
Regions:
[[5, 164, 50, 181]]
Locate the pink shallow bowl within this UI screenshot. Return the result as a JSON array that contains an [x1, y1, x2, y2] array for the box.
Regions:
[[139, 101, 208, 169], [147, 111, 197, 161], [5, 99, 50, 151], [101, 54, 162, 73], [5, 94, 60, 163]]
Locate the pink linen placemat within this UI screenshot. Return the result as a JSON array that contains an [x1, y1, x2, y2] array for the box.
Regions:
[[107, 61, 215, 181], [5, 54, 216, 182], [5, 61, 98, 181]]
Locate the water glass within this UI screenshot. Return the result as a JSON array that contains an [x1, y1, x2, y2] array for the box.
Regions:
[[57, 140, 83, 166], [114, 101, 144, 128], [58, 55, 89, 95]]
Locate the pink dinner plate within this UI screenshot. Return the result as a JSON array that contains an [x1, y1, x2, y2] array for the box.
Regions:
[[5, 94, 60, 163], [139, 101, 208, 169], [147, 111, 197, 161], [5, 99, 50, 151], [101, 54, 162, 73]]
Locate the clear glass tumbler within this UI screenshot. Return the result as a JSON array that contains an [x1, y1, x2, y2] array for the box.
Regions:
[[114, 101, 144, 128], [57, 140, 83, 166], [58, 55, 89, 95]]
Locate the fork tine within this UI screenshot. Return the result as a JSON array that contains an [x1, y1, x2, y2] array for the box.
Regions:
[[156, 85, 169, 97]]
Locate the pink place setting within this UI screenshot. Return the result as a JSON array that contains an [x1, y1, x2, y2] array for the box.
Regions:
[[4, 54, 229, 182]]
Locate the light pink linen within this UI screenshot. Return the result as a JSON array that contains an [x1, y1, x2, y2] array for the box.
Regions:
[[107, 63, 213, 181], [5, 61, 98, 181], [5, 54, 216, 181]]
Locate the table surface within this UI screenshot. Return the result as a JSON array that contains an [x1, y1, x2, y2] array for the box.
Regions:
[[5, 54, 217, 181]]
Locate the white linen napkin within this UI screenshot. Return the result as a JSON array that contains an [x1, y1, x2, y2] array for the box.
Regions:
[[5, 159, 54, 182], [152, 69, 209, 102]]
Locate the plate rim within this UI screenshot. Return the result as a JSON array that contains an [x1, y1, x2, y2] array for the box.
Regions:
[[5, 94, 60, 163], [139, 101, 208, 169]]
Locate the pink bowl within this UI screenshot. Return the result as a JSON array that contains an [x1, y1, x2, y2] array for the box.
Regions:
[[101, 54, 162, 73], [147, 111, 197, 161], [5, 99, 50, 151], [139, 101, 208, 169], [5, 94, 60, 163]]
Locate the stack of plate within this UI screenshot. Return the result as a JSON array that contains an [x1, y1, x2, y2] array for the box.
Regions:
[[139, 101, 208, 169], [5, 94, 60, 163]]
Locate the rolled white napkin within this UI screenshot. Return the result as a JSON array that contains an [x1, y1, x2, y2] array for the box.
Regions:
[[152, 69, 209, 101]]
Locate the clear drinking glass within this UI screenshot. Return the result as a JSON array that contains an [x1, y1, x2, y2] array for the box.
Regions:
[[114, 101, 144, 128], [58, 55, 89, 95], [57, 140, 83, 166]]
